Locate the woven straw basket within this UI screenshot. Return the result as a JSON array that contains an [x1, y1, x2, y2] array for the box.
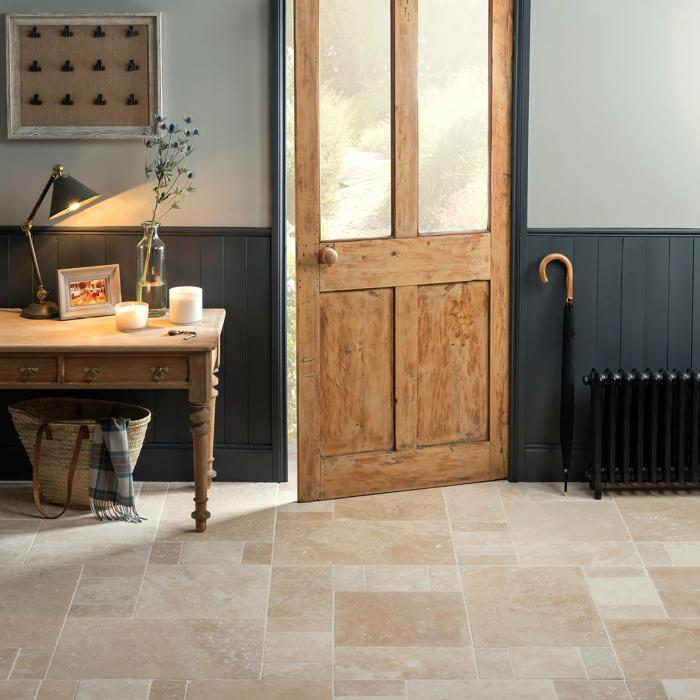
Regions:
[[9, 398, 151, 508]]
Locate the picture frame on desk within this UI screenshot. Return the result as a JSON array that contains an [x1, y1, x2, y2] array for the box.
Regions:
[[57, 263, 121, 320]]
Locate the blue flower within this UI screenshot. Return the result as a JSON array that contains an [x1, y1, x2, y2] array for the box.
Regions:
[[184, 129, 191, 137], [192, 128, 200, 136], [184, 116, 192, 123], [168, 123, 176, 133]]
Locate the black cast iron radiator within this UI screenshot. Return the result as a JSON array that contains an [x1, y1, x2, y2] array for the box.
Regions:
[[584, 369, 700, 499]]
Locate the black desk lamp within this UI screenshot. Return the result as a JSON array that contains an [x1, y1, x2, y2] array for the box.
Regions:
[[20, 164, 100, 319]]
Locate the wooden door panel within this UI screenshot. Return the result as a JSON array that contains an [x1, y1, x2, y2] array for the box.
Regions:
[[417, 282, 489, 446], [320, 289, 394, 456], [319, 233, 490, 292], [320, 441, 490, 500]]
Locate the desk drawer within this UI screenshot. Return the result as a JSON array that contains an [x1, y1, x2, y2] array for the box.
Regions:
[[65, 356, 189, 385], [0, 356, 58, 383]]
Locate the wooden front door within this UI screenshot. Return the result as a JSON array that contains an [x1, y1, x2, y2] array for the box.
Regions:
[[295, 0, 513, 501]]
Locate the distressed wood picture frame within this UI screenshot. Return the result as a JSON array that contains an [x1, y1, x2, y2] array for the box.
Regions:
[[57, 263, 122, 320], [6, 12, 162, 139]]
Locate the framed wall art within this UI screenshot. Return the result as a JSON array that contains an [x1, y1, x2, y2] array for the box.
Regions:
[[57, 264, 122, 320], [5, 12, 162, 139]]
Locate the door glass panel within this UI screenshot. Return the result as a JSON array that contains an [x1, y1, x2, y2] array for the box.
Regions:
[[320, 0, 391, 240], [418, 0, 489, 234]]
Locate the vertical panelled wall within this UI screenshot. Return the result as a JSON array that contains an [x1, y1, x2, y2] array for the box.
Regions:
[[0, 227, 277, 482], [510, 0, 700, 481]]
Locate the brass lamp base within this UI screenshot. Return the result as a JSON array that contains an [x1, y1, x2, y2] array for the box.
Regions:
[[21, 301, 59, 319]]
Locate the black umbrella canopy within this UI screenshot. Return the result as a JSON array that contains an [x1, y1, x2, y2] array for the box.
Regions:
[[49, 174, 100, 220], [539, 253, 575, 494]]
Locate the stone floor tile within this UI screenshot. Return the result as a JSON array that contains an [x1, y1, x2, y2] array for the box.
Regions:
[[554, 680, 632, 699], [626, 680, 668, 700], [0, 650, 18, 680], [462, 567, 607, 647], [335, 679, 407, 697], [241, 542, 273, 564], [75, 679, 150, 699], [648, 568, 700, 617], [334, 566, 366, 592], [475, 649, 513, 680], [335, 592, 470, 647], [9, 649, 53, 680], [509, 647, 586, 679], [334, 489, 448, 521], [0, 566, 81, 648], [148, 680, 186, 700], [264, 631, 333, 663], [273, 520, 454, 565], [661, 680, 700, 700], [48, 618, 264, 679], [616, 496, 700, 542], [504, 501, 629, 542], [664, 542, 700, 566], [186, 680, 332, 700], [68, 604, 135, 619], [0, 680, 41, 699], [73, 576, 141, 607], [148, 542, 182, 565], [0, 485, 36, 519], [406, 679, 556, 699], [267, 566, 333, 632], [635, 544, 672, 567], [580, 647, 624, 680], [178, 541, 243, 564], [335, 647, 477, 680], [587, 577, 665, 619], [364, 566, 430, 592], [428, 567, 462, 592], [134, 564, 269, 619], [443, 483, 505, 522], [262, 663, 332, 681], [25, 542, 151, 569], [0, 521, 40, 565], [37, 680, 79, 699], [516, 543, 640, 568], [584, 568, 647, 579], [607, 619, 700, 679]]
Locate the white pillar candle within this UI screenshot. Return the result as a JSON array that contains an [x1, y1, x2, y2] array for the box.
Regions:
[[115, 301, 149, 331], [169, 286, 203, 325]]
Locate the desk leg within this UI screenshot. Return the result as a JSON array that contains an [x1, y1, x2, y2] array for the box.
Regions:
[[190, 401, 211, 532], [207, 374, 219, 489]]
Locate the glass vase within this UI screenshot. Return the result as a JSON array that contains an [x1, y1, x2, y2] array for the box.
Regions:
[[136, 221, 167, 317]]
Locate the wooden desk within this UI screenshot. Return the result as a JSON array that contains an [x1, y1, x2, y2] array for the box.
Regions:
[[0, 307, 225, 532]]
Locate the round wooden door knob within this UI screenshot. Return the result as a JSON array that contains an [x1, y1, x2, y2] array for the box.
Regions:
[[318, 246, 339, 266]]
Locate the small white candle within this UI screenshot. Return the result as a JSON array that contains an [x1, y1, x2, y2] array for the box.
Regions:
[[169, 286, 203, 325], [115, 302, 149, 331]]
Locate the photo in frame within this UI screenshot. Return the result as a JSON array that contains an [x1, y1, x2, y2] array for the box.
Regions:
[[57, 264, 122, 320]]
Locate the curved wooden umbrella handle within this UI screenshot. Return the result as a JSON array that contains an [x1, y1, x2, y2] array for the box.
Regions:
[[539, 253, 574, 302]]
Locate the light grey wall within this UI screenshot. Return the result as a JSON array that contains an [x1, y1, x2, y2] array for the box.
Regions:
[[528, 0, 700, 229], [0, 0, 270, 227]]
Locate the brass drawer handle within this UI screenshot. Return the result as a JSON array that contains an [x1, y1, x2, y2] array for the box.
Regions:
[[82, 366, 102, 381], [150, 366, 170, 382], [19, 366, 39, 377]]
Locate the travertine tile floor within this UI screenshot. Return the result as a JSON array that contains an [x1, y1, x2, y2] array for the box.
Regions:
[[2, 476, 700, 699]]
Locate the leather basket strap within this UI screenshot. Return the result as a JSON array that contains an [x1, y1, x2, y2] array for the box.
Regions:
[[32, 423, 90, 519]]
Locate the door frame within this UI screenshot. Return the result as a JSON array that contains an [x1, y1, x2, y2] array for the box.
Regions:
[[294, 0, 515, 500]]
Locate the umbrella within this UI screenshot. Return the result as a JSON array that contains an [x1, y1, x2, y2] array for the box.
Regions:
[[539, 253, 575, 495]]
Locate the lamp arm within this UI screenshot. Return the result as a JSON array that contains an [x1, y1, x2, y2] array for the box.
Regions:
[[20, 168, 61, 300]]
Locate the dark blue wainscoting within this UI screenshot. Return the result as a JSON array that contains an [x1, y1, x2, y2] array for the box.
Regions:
[[513, 230, 700, 481], [0, 226, 283, 482]]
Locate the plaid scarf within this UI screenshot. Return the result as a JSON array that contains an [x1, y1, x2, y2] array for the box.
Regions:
[[89, 417, 144, 523]]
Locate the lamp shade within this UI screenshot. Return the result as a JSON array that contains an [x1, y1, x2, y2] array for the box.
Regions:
[[48, 174, 100, 220]]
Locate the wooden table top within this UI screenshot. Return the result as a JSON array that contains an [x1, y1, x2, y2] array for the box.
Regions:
[[0, 308, 226, 353]]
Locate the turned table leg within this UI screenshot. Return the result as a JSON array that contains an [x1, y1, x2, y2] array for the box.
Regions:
[[207, 374, 219, 489], [190, 401, 212, 532]]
